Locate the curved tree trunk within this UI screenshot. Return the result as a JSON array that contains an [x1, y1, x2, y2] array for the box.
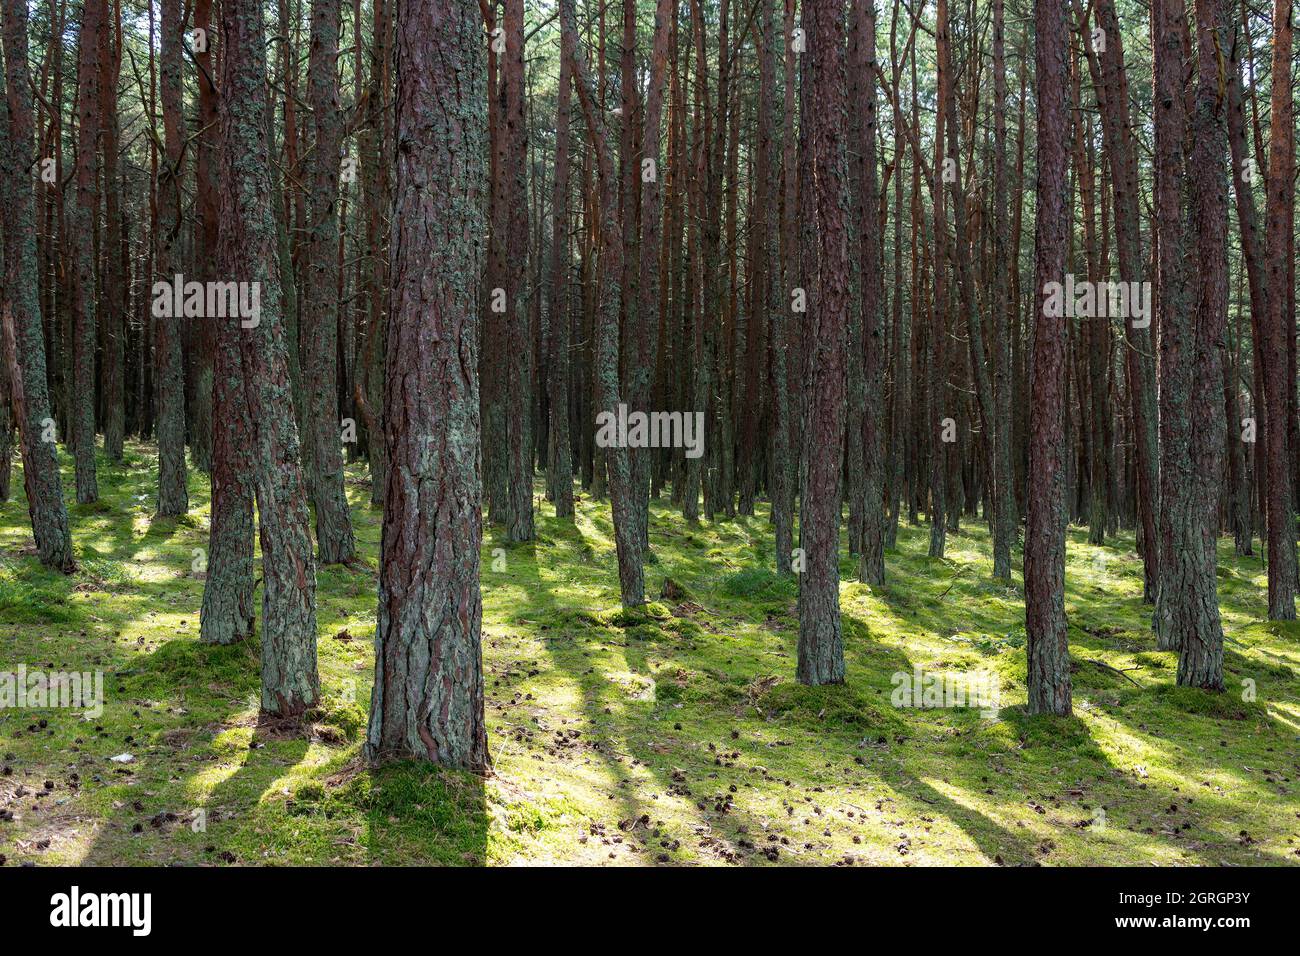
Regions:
[[220, 0, 320, 717], [0, 0, 75, 572], [561, 0, 645, 608], [199, 312, 255, 646]]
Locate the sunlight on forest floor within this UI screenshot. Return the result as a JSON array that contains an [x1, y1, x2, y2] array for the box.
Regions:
[[0, 442, 1296, 866]]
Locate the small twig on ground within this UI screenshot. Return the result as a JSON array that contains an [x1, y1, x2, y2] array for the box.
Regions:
[[936, 566, 970, 599]]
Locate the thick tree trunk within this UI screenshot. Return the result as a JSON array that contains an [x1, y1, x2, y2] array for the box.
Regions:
[[796, 0, 849, 686], [199, 314, 256, 646], [1169, 0, 1229, 687], [1024, 0, 1072, 716], [303, 0, 356, 563], [364, 0, 489, 771], [1151, 0, 1197, 651], [220, 0, 320, 716], [0, 0, 74, 571]]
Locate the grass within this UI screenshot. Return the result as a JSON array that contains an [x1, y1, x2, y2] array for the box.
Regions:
[[0, 441, 1297, 866]]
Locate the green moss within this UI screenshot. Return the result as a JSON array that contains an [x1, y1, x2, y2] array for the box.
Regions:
[[1, 443, 1296, 867], [719, 566, 795, 600], [756, 681, 906, 735], [1150, 684, 1267, 721]]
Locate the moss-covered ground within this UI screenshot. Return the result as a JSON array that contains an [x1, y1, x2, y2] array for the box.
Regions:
[[0, 443, 1296, 866]]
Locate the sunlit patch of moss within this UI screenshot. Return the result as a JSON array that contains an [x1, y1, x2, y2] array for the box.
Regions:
[[1, 445, 1297, 866]]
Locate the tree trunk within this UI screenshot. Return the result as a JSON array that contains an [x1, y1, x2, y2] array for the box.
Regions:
[[220, 0, 320, 716], [189, 0, 220, 475], [561, 0, 645, 608], [769, 0, 797, 574], [303, 0, 356, 563], [0, 0, 75, 571], [1262, 0, 1296, 618], [548, 34, 575, 520], [156, 0, 189, 516], [364, 0, 490, 771], [1151, 0, 1197, 651], [631, 0, 675, 547], [989, 0, 1014, 578], [500, 0, 534, 542], [796, 0, 849, 686], [1167, 0, 1228, 686], [853, 0, 885, 585], [71, 0, 102, 504], [1025, 0, 1072, 716], [100, 0, 125, 463]]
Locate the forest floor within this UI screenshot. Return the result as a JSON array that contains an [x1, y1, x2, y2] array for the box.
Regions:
[[0, 442, 1297, 866]]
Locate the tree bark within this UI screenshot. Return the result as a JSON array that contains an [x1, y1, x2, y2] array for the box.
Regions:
[[1025, 0, 1072, 716], [0, 0, 75, 571], [364, 0, 490, 771], [70, 0, 103, 504], [853, 0, 885, 585], [156, 0, 189, 516], [988, 0, 1015, 578], [500, 0, 534, 542], [1164, 0, 1228, 686], [796, 0, 849, 686], [1261, 0, 1296, 618], [100, 0, 126, 463], [561, 0, 645, 608], [631, 0, 676, 547], [220, 0, 320, 716], [769, 0, 797, 574], [303, 0, 356, 563], [548, 34, 575, 520], [189, 0, 221, 474]]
